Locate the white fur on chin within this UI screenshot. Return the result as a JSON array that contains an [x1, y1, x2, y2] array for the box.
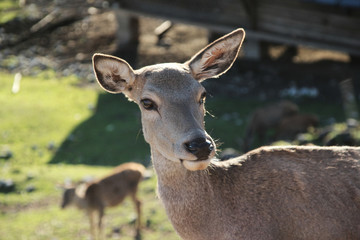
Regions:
[[182, 159, 211, 171]]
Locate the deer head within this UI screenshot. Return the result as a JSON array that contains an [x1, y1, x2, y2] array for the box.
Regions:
[[92, 29, 245, 171]]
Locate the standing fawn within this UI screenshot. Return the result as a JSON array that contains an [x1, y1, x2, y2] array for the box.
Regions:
[[92, 29, 360, 239], [61, 162, 145, 239]]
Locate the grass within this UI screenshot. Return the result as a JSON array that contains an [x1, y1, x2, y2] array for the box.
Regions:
[[0, 0, 21, 24], [0, 69, 356, 239], [1, 71, 98, 165], [0, 71, 149, 166]]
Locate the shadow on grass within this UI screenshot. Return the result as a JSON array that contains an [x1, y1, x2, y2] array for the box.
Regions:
[[49, 93, 150, 167], [50, 43, 151, 167]]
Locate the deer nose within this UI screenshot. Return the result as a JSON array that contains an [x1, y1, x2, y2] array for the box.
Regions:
[[184, 138, 214, 160]]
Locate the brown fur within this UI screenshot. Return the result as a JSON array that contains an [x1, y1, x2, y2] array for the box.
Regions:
[[276, 113, 319, 140], [244, 100, 299, 151], [159, 146, 360, 240], [61, 162, 145, 239], [92, 29, 360, 240]]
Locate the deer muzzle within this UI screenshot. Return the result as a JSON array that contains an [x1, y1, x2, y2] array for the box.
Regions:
[[181, 137, 215, 171], [184, 137, 214, 160]]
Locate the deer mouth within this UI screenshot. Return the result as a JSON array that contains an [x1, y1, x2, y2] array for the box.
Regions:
[[180, 158, 211, 171]]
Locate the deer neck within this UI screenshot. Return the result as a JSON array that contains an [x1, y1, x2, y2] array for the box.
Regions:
[[151, 148, 219, 239], [74, 186, 88, 209], [150, 147, 216, 206], [151, 149, 185, 184]]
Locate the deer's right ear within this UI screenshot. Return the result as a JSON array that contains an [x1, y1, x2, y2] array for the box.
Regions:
[[92, 53, 135, 94]]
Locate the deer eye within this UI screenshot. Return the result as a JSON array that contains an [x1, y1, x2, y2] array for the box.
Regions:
[[199, 92, 207, 104], [140, 99, 157, 111]]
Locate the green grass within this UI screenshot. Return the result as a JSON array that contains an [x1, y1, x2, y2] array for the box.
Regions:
[[0, 0, 17, 9], [0, 0, 20, 23], [1, 71, 98, 165], [0, 71, 149, 166]]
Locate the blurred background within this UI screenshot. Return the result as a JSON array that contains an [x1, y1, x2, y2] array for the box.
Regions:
[[0, 0, 359, 239]]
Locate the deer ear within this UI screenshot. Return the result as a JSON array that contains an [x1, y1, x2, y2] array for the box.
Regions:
[[186, 28, 245, 82], [92, 53, 135, 94]]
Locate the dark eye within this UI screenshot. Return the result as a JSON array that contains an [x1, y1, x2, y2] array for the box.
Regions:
[[199, 92, 207, 104], [140, 99, 157, 110]]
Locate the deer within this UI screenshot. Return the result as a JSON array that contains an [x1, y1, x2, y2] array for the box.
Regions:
[[61, 162, 145, 239], [243, 100, 299, 151], [275, 113, 319, 141], [92, 29, 360, 240]]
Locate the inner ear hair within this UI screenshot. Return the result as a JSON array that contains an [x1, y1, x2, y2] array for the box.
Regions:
[[187, 28, 245, 81], [92, 53, 135, 94]]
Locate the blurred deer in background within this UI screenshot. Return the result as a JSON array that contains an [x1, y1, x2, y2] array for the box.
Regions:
[[275, 113, 319, 140], [61, 162, 145, 239], [243, 100, 299, 151], [92, 29, 360, 239]]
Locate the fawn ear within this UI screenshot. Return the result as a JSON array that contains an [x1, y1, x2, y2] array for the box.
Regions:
[[92, 53, 135, 94], [187, 28, 245, 82]]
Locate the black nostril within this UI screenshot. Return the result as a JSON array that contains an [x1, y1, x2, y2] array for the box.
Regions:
[[185, 141, 200, 154], [184, 138, 214, 159], [208, 141, 214, 151]]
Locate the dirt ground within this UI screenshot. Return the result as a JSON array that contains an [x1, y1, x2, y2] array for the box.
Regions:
[[1, 1, 359, 103]]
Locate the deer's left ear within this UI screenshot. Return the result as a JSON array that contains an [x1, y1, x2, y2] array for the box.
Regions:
[[186, 28, 245, 82]]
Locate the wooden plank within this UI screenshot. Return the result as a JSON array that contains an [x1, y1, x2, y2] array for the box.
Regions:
[[258, 3, 360, 32], [256, 1, 360, 45], [120, 0, 250, 27], [260, 0, 347, 13], [259, 19, 360, 47], [246, 30, 360, 55], [257, 13, 360, 40]]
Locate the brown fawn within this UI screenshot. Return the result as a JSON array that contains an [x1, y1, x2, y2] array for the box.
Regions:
[[92, 29, 360, 239], [61, 162, 145, 239]]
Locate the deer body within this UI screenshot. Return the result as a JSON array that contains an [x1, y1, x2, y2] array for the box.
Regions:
[[275, 113, 319, 141], [154, 146, 360, 240], [61, 162, 145, 239], [92, 29, 360, 239]]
